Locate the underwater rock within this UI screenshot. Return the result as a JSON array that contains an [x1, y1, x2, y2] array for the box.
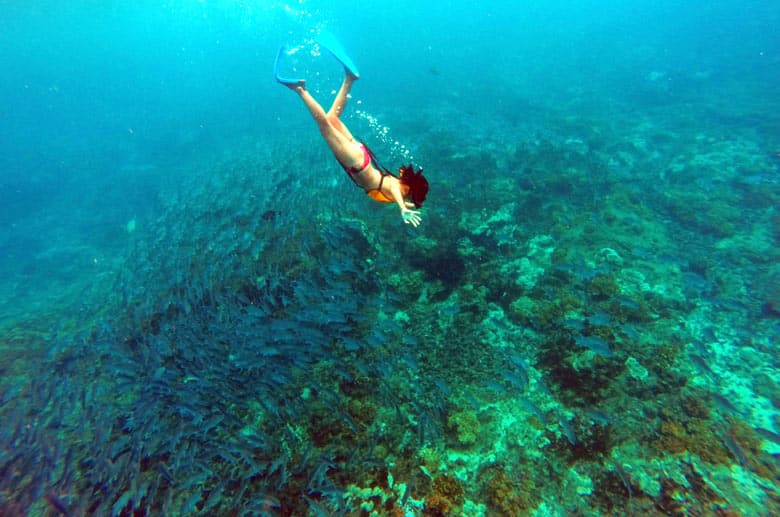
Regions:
[[625, 357, 649, 381], [564, 467, 594, 496], [599, 247, 624, 266], [508, 296, 536, 322]]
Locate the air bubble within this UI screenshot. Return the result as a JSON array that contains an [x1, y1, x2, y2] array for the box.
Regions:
[[353, 110, 415, 163]]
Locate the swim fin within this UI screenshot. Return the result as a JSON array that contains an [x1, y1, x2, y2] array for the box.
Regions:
[[273, 46, 305, 87], [317, 30, 360, 78]]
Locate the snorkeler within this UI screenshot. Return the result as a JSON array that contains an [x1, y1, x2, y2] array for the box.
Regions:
[[274, 34, 428, 227]]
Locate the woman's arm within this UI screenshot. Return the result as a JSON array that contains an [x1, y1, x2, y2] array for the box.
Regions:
[[388, 179, 421, 227]]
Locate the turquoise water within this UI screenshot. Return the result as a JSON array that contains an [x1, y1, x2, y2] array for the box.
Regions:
[[1, 1, 778, 515]]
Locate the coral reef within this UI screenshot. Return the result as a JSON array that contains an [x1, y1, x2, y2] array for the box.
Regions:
[[447, 410, 480, 446], [482, 466, 538, 516]]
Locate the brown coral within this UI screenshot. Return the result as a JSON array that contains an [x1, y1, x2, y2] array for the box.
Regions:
[[482, 467, 536, 516], [423, 475, 465, 516], [725, 419, 776, 480], [587, 274, 619, 300], [433, 474, 464, 502], [651, 417, 730, 465], [680, 395, 710, 419], [423, 493, 453, 516]]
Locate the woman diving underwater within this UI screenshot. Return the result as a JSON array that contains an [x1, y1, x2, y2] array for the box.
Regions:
[[274, 34, 428, 227]]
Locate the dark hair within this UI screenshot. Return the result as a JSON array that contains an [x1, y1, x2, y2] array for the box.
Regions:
[[399, 164, 429, 208]]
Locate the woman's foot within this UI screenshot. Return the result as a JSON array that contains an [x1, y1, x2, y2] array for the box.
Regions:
[[285, 79, 306, 91]]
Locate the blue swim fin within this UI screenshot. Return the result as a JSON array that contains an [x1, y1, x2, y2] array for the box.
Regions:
[[317, 30, 360, 78], [273, 46, 305, 87]]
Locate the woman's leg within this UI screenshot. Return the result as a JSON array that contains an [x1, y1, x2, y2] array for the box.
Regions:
[[294, 85, 328, 126], [293, 85, 362, 167], [326, 74, 357, 140], [328, 74, 356, 119]]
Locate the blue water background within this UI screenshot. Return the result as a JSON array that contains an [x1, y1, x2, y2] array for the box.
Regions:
[[1, 0, 773, 317], [2, 0, 775, 267]]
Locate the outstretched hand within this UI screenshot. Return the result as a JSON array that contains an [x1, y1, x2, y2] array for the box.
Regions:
[[401, 208, 422, 228]]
